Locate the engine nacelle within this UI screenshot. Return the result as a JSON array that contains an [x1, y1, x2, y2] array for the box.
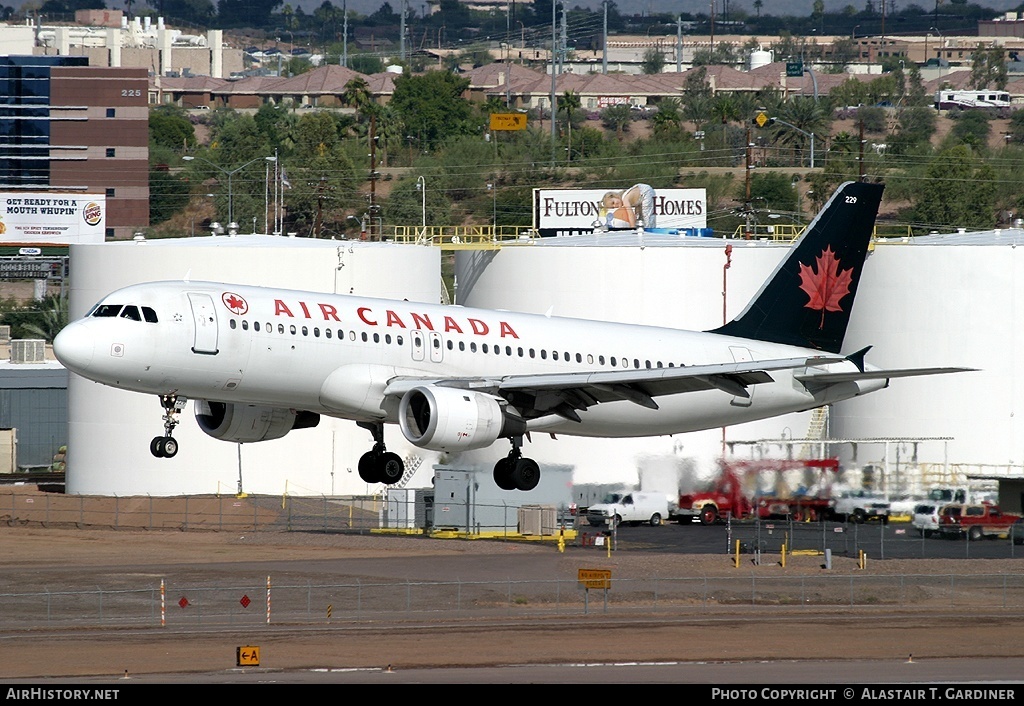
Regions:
[[398, 385, 525, 451], [195, 401, 319, 443]]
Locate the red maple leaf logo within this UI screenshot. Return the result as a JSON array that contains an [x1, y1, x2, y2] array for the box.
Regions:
[[798, 246, 853, 329], [221, 292, 248, 315]]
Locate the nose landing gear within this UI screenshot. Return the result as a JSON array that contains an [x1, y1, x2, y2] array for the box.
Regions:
[[151, 394, 186, 458]]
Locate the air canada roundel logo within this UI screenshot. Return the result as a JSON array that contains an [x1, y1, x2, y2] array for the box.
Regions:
[[221, 292, 248, 315]]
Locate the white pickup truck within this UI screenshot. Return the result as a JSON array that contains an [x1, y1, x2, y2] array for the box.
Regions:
[[831, 489, 891, 524], [586, 491, 668, 528]]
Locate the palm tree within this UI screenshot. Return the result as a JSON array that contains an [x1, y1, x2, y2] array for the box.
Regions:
[[561, 90, 582, 162], [21, 295, 68, 343], [753, 0, 762, 16], [771, 98, 831, 167]]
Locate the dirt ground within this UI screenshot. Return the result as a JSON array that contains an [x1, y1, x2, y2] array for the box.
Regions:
[[3, 519, 1024, 682]]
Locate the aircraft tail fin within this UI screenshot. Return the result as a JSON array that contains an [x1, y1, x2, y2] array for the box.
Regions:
[[709, 180, 884, 354]]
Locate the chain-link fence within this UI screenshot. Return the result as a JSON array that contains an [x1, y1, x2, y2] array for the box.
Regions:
[[2, 571, 1023, 630]]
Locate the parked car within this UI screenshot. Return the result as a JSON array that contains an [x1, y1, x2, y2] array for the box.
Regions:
[[1011, 516, 1024, 545], [912, 503, 943, 537]]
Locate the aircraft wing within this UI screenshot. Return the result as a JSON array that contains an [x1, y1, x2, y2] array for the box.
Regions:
[[383, 355, 842, 422]]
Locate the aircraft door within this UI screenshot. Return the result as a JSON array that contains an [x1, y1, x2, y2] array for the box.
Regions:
[[188, 292, 219, 355], [729, 346, 753, 407], [410, 330, 425, 362], [428, 332, 443, 363]]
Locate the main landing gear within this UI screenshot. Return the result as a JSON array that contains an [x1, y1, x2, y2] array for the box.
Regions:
[[357, 421, 405, 485], [493, 436, 540, 492], [151, 394, 186, 458]]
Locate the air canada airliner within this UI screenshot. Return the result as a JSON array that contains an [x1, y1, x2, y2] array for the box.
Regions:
[[53, 181, 970, 491]]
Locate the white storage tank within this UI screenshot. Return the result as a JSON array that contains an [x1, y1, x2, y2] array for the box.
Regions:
[[64, 234, 441, 497], [749, 48, 773, 70], [455, 229, 1019, 492]]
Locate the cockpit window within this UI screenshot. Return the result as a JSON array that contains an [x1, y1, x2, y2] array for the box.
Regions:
[[92, 304, 123, 317], [120, 305, 141, 321], [141, 307, 158, 323]]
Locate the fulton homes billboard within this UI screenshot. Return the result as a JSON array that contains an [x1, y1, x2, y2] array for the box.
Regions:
[[0, 192, 106, 244], [533, 186, 706, 237]]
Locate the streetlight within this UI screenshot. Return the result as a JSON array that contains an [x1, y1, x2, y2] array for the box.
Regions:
[[486, 182, 496, 232], [183, 154, 277, 229], [415, 175, 426, 232], [769, 117, 816, 169]]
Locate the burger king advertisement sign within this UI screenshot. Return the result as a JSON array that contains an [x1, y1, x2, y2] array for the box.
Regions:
[[0, 192, 106, 244]]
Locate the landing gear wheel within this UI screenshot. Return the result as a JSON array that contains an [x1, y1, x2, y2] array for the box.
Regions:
[[150, 437, 166, 458], [161, 437, 178, 458], [511, 457, 540, 491], [493, 458, 516, 490], [379, 452, 404, 485], [358, 451, 380, 483]]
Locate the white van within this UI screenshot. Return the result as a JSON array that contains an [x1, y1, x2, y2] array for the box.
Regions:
[[586, 491, 668, 527]]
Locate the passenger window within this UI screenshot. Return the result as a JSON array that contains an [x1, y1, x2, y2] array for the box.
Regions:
[[517, 347, 523, 357], [229, 319, 237, 329], [242, 320, 249, 330], [482, 343, 489, 353], [361, 332, 368, 342], [396, 335, 403, 345], [386, 334, 392, 344], [610, 357, 617, 366], [373, 333, 379, 343], [470, 342, 477, 353], [314, 328, 320, 337], [142, 307, 158, 323], [459, 341, 465, 351], [529, 349, 535, 358], [447, 340, 453, 350], [325, 329, 331, 338], [505, 346, 512, 356], [278, 324, 285, 334], [552, 351, 559, 361], [586, 354, 593, 364], [254, 322, 260, 332], [290, 325, 297, 335]]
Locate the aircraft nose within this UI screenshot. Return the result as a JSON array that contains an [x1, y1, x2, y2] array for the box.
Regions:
[[53, 320, 96, 375]]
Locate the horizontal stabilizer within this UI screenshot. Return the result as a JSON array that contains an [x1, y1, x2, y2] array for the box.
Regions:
[[795, 367, 977, 386]]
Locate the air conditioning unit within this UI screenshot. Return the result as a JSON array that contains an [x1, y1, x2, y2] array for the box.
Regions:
[[10, 339, 45, 364]]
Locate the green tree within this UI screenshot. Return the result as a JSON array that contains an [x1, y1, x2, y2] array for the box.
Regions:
[[600, 104, 633, 141], [18, 295, 67, 343], [969, 44, 1008, 90], [389, 71, 476, 151], [640, 47, 666, 75], [559, 90, 582, 162], [913, 145, 996, 229], [149, 167, 191, 225], [948, 110, 991, 149], [348, 55, 385, 74], [149, 107, 195, 151]]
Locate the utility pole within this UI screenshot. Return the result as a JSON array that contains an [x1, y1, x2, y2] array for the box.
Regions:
[[744, 128, 753, 238], [368, 113, 380, 240], [602, 0, 608, 74], [342, 0, 348, 67], [400, 0, 406, 62], [311, 175, 330, 238], [550, 0, 557, 165], [677, 16, 682, 72]]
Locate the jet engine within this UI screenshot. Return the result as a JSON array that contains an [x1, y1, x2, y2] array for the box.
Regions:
[[195, 401, 320, 443], [398, 385, 525, 451]]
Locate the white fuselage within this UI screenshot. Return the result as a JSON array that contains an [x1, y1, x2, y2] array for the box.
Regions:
[[54, 281, 885, 440]]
